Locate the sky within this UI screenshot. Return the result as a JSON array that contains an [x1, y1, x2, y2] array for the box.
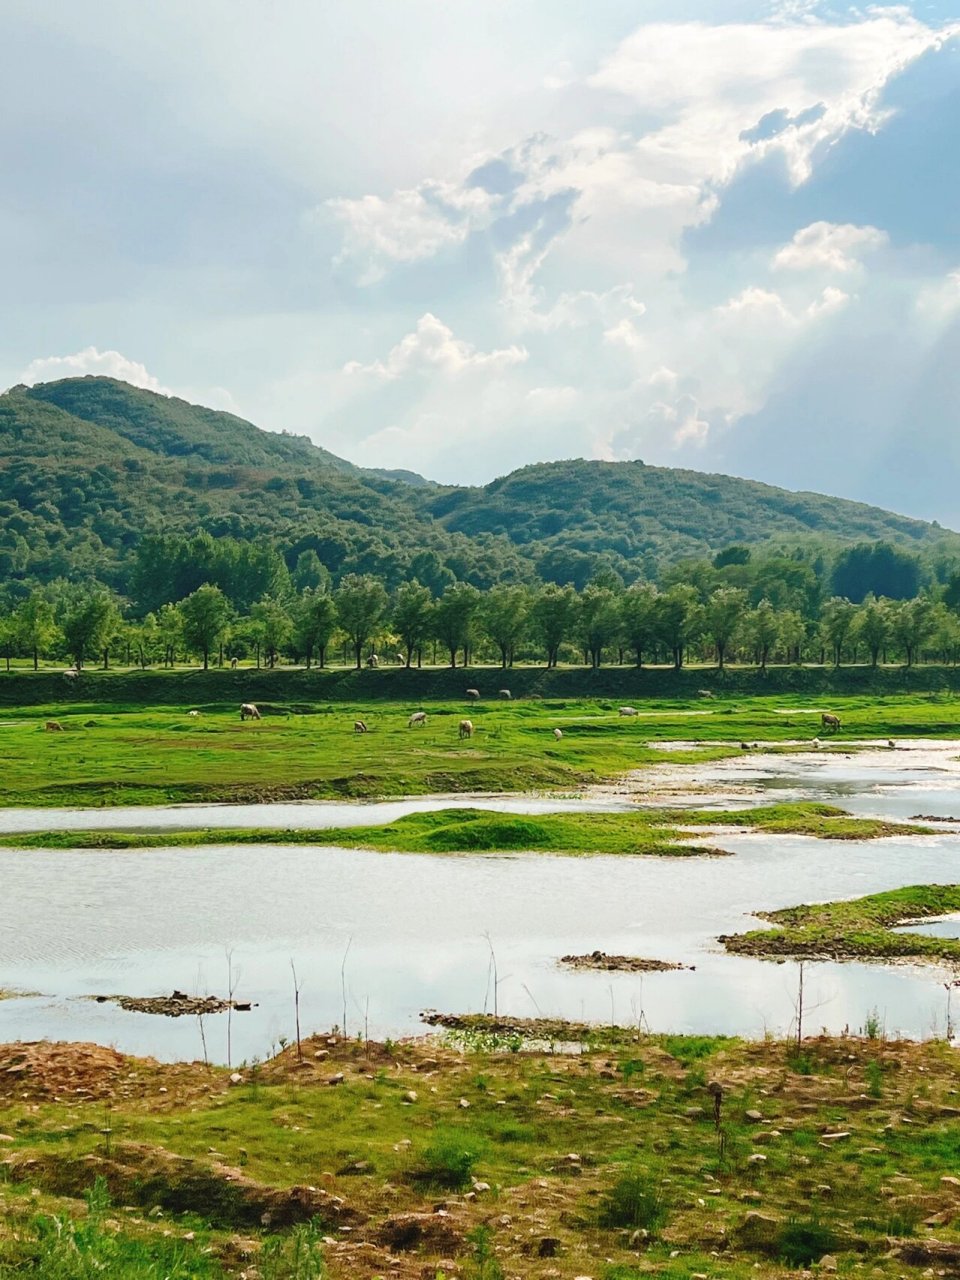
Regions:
[[3, 1, 960, 524]]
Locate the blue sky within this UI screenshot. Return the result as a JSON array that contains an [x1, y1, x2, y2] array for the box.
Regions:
[[3, 1, 960, 523]]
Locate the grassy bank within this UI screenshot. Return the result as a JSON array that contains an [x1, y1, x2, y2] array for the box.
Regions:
[[0, 803, 929, 853], [2, 1030, 960, 1279], [0, 689, 957, 808], [721, 883, 960, 963]]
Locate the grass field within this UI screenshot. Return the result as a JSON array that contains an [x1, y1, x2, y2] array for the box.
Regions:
[[2, 689, 960, 808], [3, 1030, 960, 1279]]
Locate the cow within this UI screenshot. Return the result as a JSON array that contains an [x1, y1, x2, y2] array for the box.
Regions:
[[553, 727, 563, 740], [459, 719, 474, 739], [821, 712, 841, 732], [394, 653, 405, 665], [230, 657, 239, 669], [465, 688, 480, 700], [240, 703, 261, 721], [354, 720, 368, 734], [45, 720, 64, 732], [697, 688, 715, 699], [188, 710, 200, 717], [366, 654, 379, 668], [499, 689, 512, 700], [408, 711, 427, 728], [619, 706, 639, 717], [62, 668, 78, 679]]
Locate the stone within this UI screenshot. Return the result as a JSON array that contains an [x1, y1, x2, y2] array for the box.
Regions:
[[748, 1153, 768, 1164], [819, 1131, 851, 1142], [458, 1097, 470, 1109], [819, 1256, 838, 1271], [745, 1109, 764, 1122], [941, 1176, 960, 1187], [327, 1073, 345, 1086], [229, 1072, 243, 1086], [402, 1090, 418, 1104]]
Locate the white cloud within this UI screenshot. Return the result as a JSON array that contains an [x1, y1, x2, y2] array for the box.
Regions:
[[326, 180, 496, 284], [19, 347, 171, 394], [343, 313, 528, 379], [772, 221, 888, 273]]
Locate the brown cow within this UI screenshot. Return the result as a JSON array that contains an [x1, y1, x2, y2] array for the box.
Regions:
[[354, 720, 368, 733], [821, 712, 841, 732], [45, 720, 64, 732]]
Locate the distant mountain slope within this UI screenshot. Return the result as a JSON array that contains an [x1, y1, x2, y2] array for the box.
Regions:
[[428, 459, 948, 569], [0, 376, 955, 595]]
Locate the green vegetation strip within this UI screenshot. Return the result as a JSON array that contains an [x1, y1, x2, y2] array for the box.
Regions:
[[721, 883, 960, 963], [1, 802, 929, 853]]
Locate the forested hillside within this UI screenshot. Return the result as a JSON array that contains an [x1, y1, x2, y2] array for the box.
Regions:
[[0, 376, 956, 607]]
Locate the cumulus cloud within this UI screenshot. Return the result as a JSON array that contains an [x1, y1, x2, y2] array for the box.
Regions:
[[343, 313, 528, 379], [772, 221, 888, 273], [19, 347, 171, 394]]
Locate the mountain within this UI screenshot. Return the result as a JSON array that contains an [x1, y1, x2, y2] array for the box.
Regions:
[[0, 376, 956, 599]]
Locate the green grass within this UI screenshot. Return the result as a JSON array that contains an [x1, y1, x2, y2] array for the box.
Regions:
[[0, 801, 928, 854], [0, 688, 957, 809], [721, 883, 960, 962]]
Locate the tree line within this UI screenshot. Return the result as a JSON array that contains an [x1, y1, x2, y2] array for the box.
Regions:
[[6, 565, 960, 673]]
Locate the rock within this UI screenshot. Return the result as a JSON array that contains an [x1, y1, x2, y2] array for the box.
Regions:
[[327, 1073, 345, 1086], [313, 1050, 329, 1061], [819, 1131, 851, 1142], [472, 1180, 491, 1193], [745, 1109, 764, 1122], [819, 1255, 838, 1271], [458, 1097, 470, 1109], [736, 1211, 780, 1249], [685, 1106, 706, 1119], [748, 1153, 767, 1164], [0, 1134, 13, 1142], [941, 1176, 960, 1187], [402, 1090, 418, 1104], [229, 1072, 243, 1086]]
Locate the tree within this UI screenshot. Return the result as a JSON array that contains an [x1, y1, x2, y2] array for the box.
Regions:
[[890, 596, 936, 667], [620, 583, 658, 667], [292, 549, 330, 594], [778, 609, 806, 665], [433, 583, 481, 668], [62, 593, 121, 671], [855, 596, 891, 668], [530, 584, 579, 668], [654, 584, 703, 670], [704, 587, 746, 669], [334, 574, 388, 669], [14, 593, 58, 670], [743, 598, 779, 670], [832, 541, 922, 603], [391, 580, 433, 667], [295, 589, 337, 668], [820, 597, 856, 666], [481, 585, 529, 668], [179, 584, 231, 670], [251, 596, 293, 668], [157, 602, 182, 668], [578, 586, 621, 669]]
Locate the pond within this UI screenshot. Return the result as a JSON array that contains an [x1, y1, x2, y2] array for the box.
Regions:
[[3, 744, 960, 1062]]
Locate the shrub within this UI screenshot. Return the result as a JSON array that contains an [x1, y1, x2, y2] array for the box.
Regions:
[[776, 1218, 838, 1267], [598, 1171, 667, 1232], [414, 1130, 481, 1190]]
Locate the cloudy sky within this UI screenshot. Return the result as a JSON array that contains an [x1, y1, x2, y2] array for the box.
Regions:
[[3, 1, 960, 522]]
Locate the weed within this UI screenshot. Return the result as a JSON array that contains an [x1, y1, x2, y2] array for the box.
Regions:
[[465, 1225, 504, 1280], [865, 1059, 883, 1098], [259, 1221, 326, 1279], [776, 1217, 838, 1267], [863, 1007, 882, 1039], [413, 1130, 482, 1190], [598, 1170, 667, 1233]]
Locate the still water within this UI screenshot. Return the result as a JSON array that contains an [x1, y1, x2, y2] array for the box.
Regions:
[[3, 744, 960, 1062]]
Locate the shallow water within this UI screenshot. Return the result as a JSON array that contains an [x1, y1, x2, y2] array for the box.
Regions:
[[6, 744, 960, 1061]]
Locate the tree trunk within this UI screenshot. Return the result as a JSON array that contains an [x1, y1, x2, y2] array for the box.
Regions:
[[33, 647, 38, 671], [202, 648, 209, 671]]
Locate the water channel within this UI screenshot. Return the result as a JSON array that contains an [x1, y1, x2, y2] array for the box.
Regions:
[[3, 741, 960, 1061]]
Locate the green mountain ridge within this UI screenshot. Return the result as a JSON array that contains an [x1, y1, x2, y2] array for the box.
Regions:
[[0, 375, 955, 597]]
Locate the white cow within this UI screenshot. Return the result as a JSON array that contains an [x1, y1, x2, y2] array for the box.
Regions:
[[619, 706, 639, 717], [408, 711, 427, 728], [459, 719, 474, 739], [240, 703, 261, 721]]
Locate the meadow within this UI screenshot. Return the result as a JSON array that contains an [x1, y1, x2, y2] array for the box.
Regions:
[[3, 682, 960, 808]]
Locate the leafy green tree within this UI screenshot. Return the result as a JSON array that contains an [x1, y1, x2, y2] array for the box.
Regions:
[[855, 595, 891, 667], [778, 609, 806, 665], [743, 598, 779, 670], [292, 549, 330, 594], [820, 597, 856, 667], [530, 584, 579, 668], [334, 573, 388, 669], [578, 586, 621, 669], [890, 596, 936, 667], [14, 593, 59, 670], [62, 593, 121, 671], [157, 602, 182, 667], [251, 596, 293, 668], [704, 587, 746, 669], [654, 584, 703, 670], [620, 583, 659, 667], [179, 584, 231, 670], [295, 589, 337, 668], [391, 580, 433, 667], [481, 585, 529, 668], [433, 583, 481, 668], [832, 541, 922, 603]]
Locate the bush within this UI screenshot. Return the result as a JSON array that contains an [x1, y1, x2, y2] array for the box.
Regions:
[[414, 1130, 481, 1190], [776, 1218, 838, 1267], [598, 1171, 667, 1232]]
